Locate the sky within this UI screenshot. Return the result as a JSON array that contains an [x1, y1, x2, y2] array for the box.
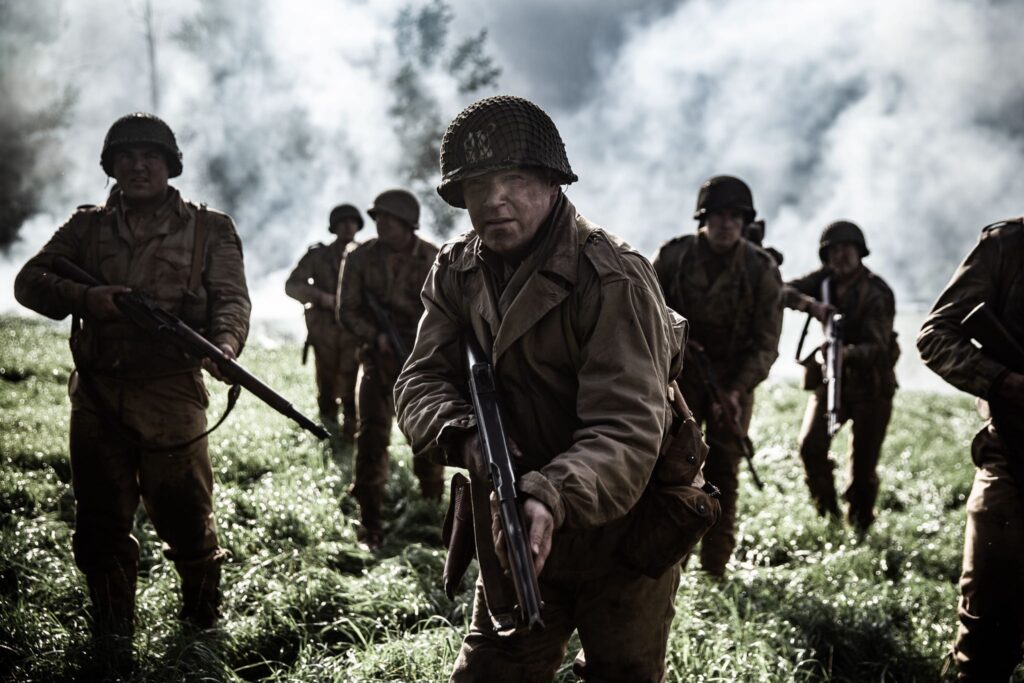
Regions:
[[1, 0, 1021, 388]]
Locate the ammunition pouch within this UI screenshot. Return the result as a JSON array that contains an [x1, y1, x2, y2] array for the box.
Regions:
[[617, 387, 721, 578], [442, 472, 476, 599]]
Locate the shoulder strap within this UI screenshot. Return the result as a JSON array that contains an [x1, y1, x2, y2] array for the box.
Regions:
[[189, 204, 210, 292]]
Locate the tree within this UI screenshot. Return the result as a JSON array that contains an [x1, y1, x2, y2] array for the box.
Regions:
[[388, 0, 501, 236]]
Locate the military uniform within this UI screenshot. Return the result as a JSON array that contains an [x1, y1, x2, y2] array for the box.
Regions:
[[14, 184, 250, 632], [337, 233, 444, 537], [785, 265, 898, 528], [285, 239, 359, 436], [918, 218, 1024, 681], [397, 194, 687, 682], [653, 231, 783, 575]]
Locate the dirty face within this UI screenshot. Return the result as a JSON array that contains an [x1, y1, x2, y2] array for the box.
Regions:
[[702, 208, 746, 254], [112, 144, 170, 207], [462, 168, 558, 261], [826, 242, 862, 277]]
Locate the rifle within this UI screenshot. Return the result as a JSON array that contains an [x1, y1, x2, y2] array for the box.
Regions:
[[465, 336, 544, 632], [688, 346, 764, 490], [961, 302, 1024, 488], [364, 291, 408, 362], [821, 277, 844, 437], [53, 256, 330, 440]]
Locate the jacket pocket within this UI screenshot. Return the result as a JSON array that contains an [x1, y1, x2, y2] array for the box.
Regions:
[[617, 483, 720, 578]]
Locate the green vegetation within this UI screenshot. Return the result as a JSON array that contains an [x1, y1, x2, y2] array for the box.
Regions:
[[0, 315, 1012, 681]]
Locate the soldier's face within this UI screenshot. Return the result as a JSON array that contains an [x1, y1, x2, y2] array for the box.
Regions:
[[375, 212, 414, 251], [827, 242, 861, 276], [703, 209, 746, 253], [112, 144, 170, 205], [463, 168, 559, 260], [333, 218, 360, 243]]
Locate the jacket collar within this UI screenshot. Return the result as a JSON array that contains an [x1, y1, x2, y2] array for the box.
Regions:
[[456, 193, 582, 361]]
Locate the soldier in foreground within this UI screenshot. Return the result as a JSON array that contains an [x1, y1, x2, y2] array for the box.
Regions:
[[784, 221, 898, 531], [285, 204, 362, 440], [13, 114, 250, 646], [396, 95, 717, 682], [918, 217, 1024, 681], [337, 189, 444, 549], [653, 175, 783, 577]]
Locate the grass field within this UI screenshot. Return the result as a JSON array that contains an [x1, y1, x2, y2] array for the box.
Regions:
[[0, 314, 1015, 682]]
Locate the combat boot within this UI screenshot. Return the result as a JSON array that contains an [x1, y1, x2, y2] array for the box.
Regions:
[[354, 488, 385, 551], [86, 562, 137, 639], [175, 550, 227, 629], [85, 562, 137, 676]]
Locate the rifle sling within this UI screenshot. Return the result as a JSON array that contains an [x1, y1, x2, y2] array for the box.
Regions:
[[188, 204, 210, 293], [68, 331, 241, 452]]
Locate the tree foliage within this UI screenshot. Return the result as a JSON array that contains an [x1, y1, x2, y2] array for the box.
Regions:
[[388, 0, 501, 236]]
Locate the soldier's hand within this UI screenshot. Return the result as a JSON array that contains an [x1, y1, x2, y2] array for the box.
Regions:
[[809, 300, 838, 323], [492, 496, 554, 577], [719, 389, 743, 433], [202, 343, 236, 383], [376, 333, 393, 356], [997, 372, 1024, 412], [85, 285, 130, 321], [522, 497, 554, 575]]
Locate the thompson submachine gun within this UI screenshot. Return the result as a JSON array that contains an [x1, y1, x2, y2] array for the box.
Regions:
[[465, 336, 544, 632], [53, 256, 330, 440]]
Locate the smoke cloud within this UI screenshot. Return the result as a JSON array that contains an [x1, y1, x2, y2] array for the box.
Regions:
[[2, 0, 1022, 330]]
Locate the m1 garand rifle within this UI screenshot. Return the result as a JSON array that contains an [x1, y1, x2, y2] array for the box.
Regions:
[[465, 336, 544, 632], [821, 277, 845, 438], [961, 302, 1024, 490], [688, 345, 764, 490], [53, 256, 330, 440], [364, 290, 408, 362]]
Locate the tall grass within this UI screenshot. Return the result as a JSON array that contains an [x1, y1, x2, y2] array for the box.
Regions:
[[0, 316, 1016, 681]]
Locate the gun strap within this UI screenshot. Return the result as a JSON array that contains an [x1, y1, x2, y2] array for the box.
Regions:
[[70, 356, 241, 452], [795, 313, 813, 361], [188, 204, 210, 293]]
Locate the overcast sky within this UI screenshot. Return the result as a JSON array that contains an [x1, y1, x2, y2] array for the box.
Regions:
[[2, 0, 1022, 340]]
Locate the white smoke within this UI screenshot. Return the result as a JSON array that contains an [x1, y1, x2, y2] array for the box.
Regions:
[[547, 0, 1024, 305], [3, 0, 1021, 355]]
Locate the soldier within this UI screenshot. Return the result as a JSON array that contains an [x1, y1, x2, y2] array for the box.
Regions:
[[337, 188, 445, 549], [395, 95, 703, 682], [653, 175, 783, 577], [13, 114, 250, 644], [918, 217, 1024, 681], [285, 204, 362, 439], [783, 221, 899, 531]]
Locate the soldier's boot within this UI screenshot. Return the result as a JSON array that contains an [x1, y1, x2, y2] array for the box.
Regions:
[[176, 550, 227, 630], [353, 487, 385, 551], [340, 399, 357, 443], [806, 475, 841, 520], [85, 562, 137, 675], [844, 479, 878, 534]]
